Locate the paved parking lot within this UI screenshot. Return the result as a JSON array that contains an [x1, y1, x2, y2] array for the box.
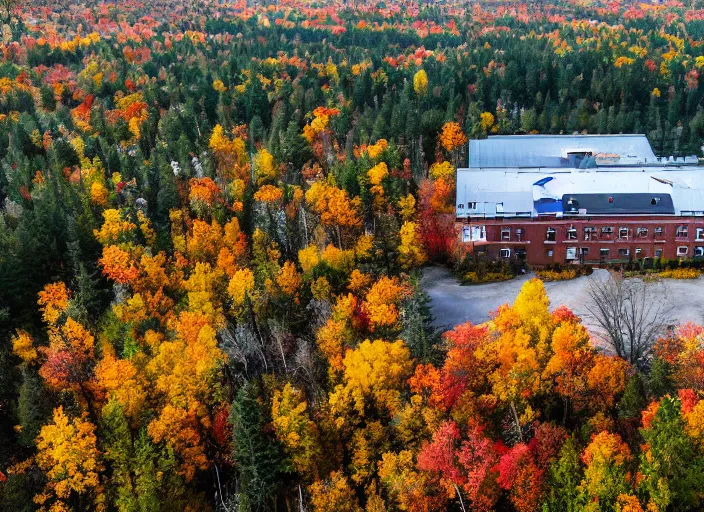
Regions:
[[421, 266, 704, 334]]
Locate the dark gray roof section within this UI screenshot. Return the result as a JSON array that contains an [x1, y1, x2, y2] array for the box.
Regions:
[[560, 193, 675, 215], [468, 134, 657, 168]]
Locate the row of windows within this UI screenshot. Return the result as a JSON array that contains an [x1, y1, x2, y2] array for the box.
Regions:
[[538, 246, 704, 259], [500, 246, 704, 259], [496, 226, 704, 241]]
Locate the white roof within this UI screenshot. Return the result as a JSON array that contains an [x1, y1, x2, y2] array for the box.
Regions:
[[456, 167, 704, 218], [467, 134, 690, 169]]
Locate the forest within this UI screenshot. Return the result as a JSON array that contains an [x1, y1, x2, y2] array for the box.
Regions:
[[1, 0, 704, 510]]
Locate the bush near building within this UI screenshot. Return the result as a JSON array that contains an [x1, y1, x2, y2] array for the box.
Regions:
[[658, 268, 702, 279], [536, 264, 593, 282], [455, 252, 527, 285]]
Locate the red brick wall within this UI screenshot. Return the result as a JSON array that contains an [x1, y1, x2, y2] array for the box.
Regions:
[[457, 217, 704, 266]]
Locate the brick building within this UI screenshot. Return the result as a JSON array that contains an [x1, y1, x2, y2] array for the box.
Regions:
[[455, 134, 704, 266]]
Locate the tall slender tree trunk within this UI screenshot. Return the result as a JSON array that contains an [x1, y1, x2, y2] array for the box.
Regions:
[[510, 402, 523, 442]]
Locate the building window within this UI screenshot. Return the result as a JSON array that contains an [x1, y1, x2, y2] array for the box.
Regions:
[[696, 247, 704, 258], [618, 248, 630, 257], [677, 246, 689, 257], [676, 225, 689, 238], [501, 228, 511, 241], [515, 248, 527, 259], [546, 250, 554, 257], [566, 247, 577, 260], [654, 226, 664, 237], [580, 247, 590, 257], [500, 248, 511, 258], [637, 227, 648, 238], [463, 226, 486, 242], [467, 202, 477, 210], [468, 226, 486, 241], [655, 249, 663, 258], [546, 227, 556, 242], [696, 228, 704, 241], [601, 227, 614, 238], [567, 227, 578, 240], [600, 248, 610, 259], [584, 227, 597, 241], [635, 248, 642, 257], [515, 228, 523, 241], [618, 227, 629, 239]]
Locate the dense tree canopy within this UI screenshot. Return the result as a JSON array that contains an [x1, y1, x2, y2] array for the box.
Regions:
[[1, 0, 704, 510]]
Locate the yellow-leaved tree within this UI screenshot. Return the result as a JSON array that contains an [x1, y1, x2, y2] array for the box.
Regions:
[[305, 180, 362, 247], [413, 69, 428, 96], [398, 221, 427, 270], [271, 383, 321, 480], [338, 339, 413, 415], [34, 407, 104, 511]]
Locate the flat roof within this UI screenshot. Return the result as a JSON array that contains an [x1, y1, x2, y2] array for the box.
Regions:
[[456, 167, 704, 218], [467, 134, 690, 169]]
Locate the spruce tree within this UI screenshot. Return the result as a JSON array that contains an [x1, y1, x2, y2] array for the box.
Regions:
[[230, 382, 285, 511]]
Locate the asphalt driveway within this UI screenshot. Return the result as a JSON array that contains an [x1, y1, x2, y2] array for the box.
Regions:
[[421, 266, 704, 333]]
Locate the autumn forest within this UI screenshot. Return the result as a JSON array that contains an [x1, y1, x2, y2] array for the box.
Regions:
[[2, 0, 704, 511]]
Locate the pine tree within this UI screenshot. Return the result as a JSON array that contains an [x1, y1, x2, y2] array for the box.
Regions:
[[230, 382, 285, 511], [400, 275, 442, 364], [639, 397, 704, 510], [648, 357, 674, 399], [279, 121, 312, 177], [544, 437, 582, 512], [16, 368, 50, 448], [101, 399, 139, 511], [618, 372, 647, 421]]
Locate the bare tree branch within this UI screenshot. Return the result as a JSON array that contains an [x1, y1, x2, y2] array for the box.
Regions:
[[585, 271, 674, 366]]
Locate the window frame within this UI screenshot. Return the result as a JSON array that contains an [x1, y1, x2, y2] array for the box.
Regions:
[[676, 225, 689, 239], [584, 227, 597, 241], [677, 246, 689, 257]]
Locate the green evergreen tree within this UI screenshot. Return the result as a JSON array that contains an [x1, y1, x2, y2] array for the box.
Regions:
[[16, 368, 50, 448], [543, 437, 583, 512], [400, 275, 442, 364], [230, 382, 285, 512], [102, 399, 139, 512], [618, 372, 647, 421], [638, 397, 704, 511]]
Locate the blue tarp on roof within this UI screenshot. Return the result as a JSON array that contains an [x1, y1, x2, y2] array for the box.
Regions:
[[468, 134, 657, 168]]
